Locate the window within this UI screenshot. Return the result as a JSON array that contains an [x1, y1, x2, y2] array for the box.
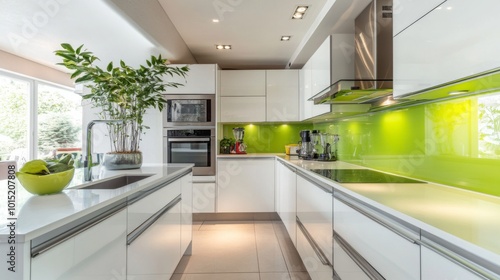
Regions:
[[0, 71, 81, 166]]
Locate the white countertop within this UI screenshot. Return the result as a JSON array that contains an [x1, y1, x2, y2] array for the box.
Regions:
[[0, 164, 193, 243], [276, 155, 500, 265]]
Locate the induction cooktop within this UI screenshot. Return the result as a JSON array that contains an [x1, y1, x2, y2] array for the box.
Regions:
[[310, 169, 425, 184]]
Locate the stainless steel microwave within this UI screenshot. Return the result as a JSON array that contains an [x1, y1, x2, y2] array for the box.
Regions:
[[163, 94, 215, 127]]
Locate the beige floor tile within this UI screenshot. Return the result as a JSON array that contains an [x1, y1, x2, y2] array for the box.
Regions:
[[255, 223, 288, 272], [175, 227, 259, 273], [289, 271, 312, 280], [171, 272, 260, 280], [260, 272, 291, 280]]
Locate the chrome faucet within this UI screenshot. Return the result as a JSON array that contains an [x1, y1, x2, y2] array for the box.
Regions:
[[84, 120, 123, 181]]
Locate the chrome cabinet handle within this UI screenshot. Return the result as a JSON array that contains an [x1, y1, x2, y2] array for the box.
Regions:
[[416, 237, 500, 280], [296, 216, 332, 267], [168, 138, 210, 142], [297, 170, 332, 194], [127, 195, 182, 246], [334, 193, 419, 244], [31, 200, 127, 258], [333, 231, 385, 280]]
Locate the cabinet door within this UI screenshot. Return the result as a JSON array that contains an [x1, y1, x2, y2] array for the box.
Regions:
[[300, 38, 330, 121], [277, 161, 297, 246], [266, 70, 299, 122], [192, 182, 216, 213], [217, 158, 275, 212], [181, 172, 193, 256], [127, 198, 181, 280], [393, 0, 500, 97], [393, 0, 445, 35], [220, 96, 266, 122], [296, 223, 333, 280], [421, 246, 489, 280], [333, 238, 370, 280], [296, 175, 332, 264], [164, 64, 216, 94], [334, 197, 420, 279], [31, 209, 127, 280], [220, 70, 266, 96]]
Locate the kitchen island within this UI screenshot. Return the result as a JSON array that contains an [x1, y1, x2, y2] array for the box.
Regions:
[[0, 163, 193, 280]]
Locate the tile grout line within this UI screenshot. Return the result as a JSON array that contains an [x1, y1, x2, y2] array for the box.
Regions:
[[253, 221, 263, 280]]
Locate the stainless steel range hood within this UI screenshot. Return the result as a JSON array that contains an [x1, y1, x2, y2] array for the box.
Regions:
[[311, 0, 393, 105]]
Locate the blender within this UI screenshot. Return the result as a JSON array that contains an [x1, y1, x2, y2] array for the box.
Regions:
[[311, 130, 321, 159], [318, 133, 340, 161], [232, 127, 247, 154]]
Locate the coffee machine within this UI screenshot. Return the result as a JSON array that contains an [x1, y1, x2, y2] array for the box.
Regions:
[[232, 127, 247, 154], [298, 130, 314, 159]]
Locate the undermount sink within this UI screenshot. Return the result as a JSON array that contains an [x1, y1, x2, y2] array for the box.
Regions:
[[78, 175, 152, 190]]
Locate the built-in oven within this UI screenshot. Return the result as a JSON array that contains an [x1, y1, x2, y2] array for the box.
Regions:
[[163, 128, 215, 176], [163, 94, 215, 127]]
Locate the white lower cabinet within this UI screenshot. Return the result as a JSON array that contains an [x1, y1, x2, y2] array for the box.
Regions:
[[127, 179, 182, 280], [333, 238, 370, 280], [192, 182, 216, 213], [276, 160, 297, 246], [181, 173, 193, 256], [296, 173, 333, 279], [333, 195, 420, 280], [217, 158, 275, 212], [31, 209, 127, 280], [421, 243, 497, 280]]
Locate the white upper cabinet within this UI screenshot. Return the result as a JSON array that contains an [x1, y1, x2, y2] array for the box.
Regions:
[[300, 37, 330, 120], [393, 0, 445, 35], [266, 70, 299, 122], [164, 64, 217, 94], [220, 70, 266, 96], [219, 96, 266, 122], [393, 0, 500, 97]]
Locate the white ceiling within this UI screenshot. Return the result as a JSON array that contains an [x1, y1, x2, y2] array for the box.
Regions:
[[0, 0, 371, 72]]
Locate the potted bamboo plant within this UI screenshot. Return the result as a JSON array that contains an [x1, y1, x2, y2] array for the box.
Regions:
[[55, 43, 189, 169]]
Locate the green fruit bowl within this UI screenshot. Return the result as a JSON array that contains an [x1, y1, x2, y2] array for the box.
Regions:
[[16, 168, 75, 195]]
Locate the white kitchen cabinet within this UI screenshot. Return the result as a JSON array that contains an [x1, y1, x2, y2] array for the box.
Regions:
[[333, 238, 371, 280], [192, 181, 216, 213], [420, 240, 500, 280], [164, 64, 217, 94], [296, 173, 333, 279], [393, 0, 445, 35], [276, 160, 297, 246], [300, 37, 331, 121], [333, 195, 420, 279], [220, 96, 266, 122], [266, 70, 299, 122], [127, 179, 182, 280], [393, 0, 500, 97], [181, 172, 193, 256], [220, 70, 266, 96], [31, 209, 127, 280], [217, 158, 275, 212]]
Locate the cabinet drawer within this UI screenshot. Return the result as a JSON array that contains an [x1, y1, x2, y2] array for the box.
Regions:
[[333, 196, 420, 279], [333, 238, 370, 280], [297, 221, 333, 280], [296, 174, 332, 264], [193, 182, 216, 213], [128, 179, 181, 234]]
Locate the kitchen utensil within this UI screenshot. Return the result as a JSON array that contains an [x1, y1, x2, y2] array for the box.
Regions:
[[17, 167, 75, 195]]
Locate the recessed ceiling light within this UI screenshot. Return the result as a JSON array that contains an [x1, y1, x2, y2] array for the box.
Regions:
[[292, 5, 308, 19], [281, 36, 291, 41], [212, 19, 220, 23], [216, 44, 231, 50]]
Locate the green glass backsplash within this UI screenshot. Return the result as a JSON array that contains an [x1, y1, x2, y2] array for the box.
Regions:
[[222, 91, 500, 197], [221, 123, 313, 153]]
